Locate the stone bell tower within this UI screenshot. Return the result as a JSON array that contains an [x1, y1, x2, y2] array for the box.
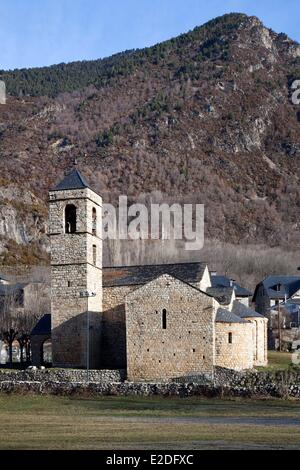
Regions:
[[49, 169, 102, 368]]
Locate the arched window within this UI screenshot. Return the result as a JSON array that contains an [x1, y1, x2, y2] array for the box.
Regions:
[[92, 207, 97, 235], [162, 309, 167, 329], [93, 244, 97, 265], [65, 204, 77, 233]]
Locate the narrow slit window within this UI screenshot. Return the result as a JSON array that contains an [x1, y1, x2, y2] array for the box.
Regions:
[[162, 309, 167, 329], [92, 207, 97, 235], [92, 244, 97, 266], [228, 332, 233, 344]]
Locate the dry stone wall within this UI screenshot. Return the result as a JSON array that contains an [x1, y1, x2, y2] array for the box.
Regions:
[[1, 367, 300, 398], [0, 368, 125, 383]]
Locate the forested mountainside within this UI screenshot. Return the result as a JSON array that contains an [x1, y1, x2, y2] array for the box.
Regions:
[[0, 13, 300, 265]]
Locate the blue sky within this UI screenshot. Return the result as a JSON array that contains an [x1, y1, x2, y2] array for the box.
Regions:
[[0, 0, 299, 70]]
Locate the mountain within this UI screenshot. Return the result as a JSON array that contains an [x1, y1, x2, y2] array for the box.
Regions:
[[0, 12, 300, 266]]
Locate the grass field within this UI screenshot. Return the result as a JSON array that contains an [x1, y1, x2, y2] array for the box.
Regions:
[[0, 351, 299, 450], [0, 395, 300, 450], [257, 351, 295, 372]]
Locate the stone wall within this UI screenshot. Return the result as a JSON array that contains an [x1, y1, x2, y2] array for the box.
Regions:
[[0, 368, 125, 383], [1, 367, 300, 398], [247, 317, 268, 366], [212, 366, 300, 398], [126, 274, 216, 381], [101, 285, 136, 368], [215, 322, 254, 370]]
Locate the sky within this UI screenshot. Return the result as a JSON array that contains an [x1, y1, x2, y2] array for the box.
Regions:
[[0, 0, 299, 70]]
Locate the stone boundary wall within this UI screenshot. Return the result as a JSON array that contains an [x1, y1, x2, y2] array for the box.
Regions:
[[0, 369, 126, 383], [0, 367, 300, 398], [0, 379, 300, 398]]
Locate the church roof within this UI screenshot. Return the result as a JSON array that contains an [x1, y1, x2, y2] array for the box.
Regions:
[[52, 169, 90, 191], [215, 308, 248, 324], [31, 314, 51, 336], [206, 287, 233, 306], [103, 262, 207, 287], [210, 274, 252, 297], [231, 300, 264, 319]]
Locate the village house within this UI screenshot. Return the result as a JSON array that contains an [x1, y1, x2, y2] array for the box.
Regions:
[[253, 276, 300, 315], [253, 276, 300, 350]]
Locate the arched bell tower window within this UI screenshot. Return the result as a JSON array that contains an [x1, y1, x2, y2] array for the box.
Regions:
[[65, 204, 77, 233], [92, 207, 97, 235]]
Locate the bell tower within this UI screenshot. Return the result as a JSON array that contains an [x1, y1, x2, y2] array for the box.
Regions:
[[49, 169, 102, 368]]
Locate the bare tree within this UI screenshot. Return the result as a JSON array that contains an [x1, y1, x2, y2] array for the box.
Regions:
[[0, 286, 20, 367], [17, 282, 50, 363], [0, 280, 50, 367], [17, 311, 41, 363]]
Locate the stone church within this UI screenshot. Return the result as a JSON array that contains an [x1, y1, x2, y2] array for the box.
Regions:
[[32, 169, 268, 381]]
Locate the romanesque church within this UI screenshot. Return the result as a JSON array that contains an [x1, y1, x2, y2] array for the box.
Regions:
[[32, 169, 268, 381]]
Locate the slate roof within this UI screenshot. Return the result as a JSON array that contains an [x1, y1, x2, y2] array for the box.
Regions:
[[0, 273, 9, 282], [31, 314, 51, 336], [206, 287, 233, 306], [253, 276, 300, 301], [210, 274, 252, 297], [103, 262, 207, 288], [215, 308, 248, 324], [52, 169, 90, 191], [231, 300, 264, 319], [284, 298, 300, 306]]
